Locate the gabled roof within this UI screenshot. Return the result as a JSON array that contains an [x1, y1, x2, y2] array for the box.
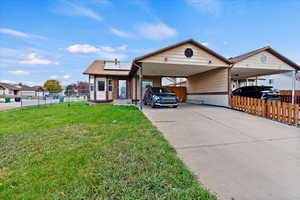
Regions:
[[18, 84, 35, 91], [83, 60, 130, 76], [229, 46, 300, 70], [0, 82, 20, 90], [134, 38, 232, 65]]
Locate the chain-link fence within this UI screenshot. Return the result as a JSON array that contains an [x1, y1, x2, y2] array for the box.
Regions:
[[0, 89, 89, 111]]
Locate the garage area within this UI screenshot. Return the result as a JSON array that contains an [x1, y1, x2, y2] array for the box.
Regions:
[[143, 104, 300, 200], [129, 39, 232, 108]]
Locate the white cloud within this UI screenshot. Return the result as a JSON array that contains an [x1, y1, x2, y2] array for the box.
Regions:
[[99, 45, 128, 52], [55, 1, 102, 21], [0, 28, 47, 40], [63, 75, 71, 79], [50, 75, 58, 79], [111, 28, 136, 38], [138, 23, 177, 40], [66, 44, 99, 53], [8, 70, 30, 75], [66, 44, 128, 59], [98, 51, 128, 59], [19, 53, 59, 65], [186, 0, 222, 16], [0, 80, 17, 84], [117, 45, 128, 51], [201, 42, 209, 46], [99, 46, 115, 52]]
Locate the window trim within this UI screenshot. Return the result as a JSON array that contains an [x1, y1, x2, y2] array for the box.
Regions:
[[97, 80, 105, 91], [108, 79, 113, 92]]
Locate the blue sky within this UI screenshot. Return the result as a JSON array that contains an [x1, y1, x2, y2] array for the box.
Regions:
[[0, 0, 300, 86]]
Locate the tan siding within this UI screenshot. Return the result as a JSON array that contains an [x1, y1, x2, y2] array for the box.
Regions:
[[140, 43, 228, 66], [187, 68, 228, 93], [233, 51, 294, 70]]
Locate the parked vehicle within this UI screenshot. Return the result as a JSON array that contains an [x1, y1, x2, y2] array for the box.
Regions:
[[232, 86, 281, 101], [143, 87, 179, 108]]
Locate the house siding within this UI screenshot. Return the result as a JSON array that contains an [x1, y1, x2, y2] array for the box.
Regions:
[[139, 43, 228, 66], [233, 51, 295, 71], [187, 68, 228, 93], [186, 68, 229, 107]]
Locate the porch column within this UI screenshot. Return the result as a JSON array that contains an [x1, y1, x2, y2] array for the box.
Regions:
[[139, 66, 143, 110], [292, 70, 296, 104], [94, 75, 96, 101]]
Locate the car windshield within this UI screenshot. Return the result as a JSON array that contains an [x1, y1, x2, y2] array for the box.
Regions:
[[257, 87, 274, 92], [152, 87, 173, 94]]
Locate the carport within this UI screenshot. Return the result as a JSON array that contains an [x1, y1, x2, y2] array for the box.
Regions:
[[230, 46, 300, 103], [129, 40, 299, 109], [129, 39, 232, 109]]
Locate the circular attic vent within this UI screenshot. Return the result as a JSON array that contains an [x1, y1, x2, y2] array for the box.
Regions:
[[184, 48, 193, 58], [260, 55, 267, 64]]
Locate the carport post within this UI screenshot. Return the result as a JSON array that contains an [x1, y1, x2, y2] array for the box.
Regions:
[[139, 65, 143, 110], [292, 70, 296, 104]]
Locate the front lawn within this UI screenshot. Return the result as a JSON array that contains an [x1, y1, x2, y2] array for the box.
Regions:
[[0, 102, 215, 200]]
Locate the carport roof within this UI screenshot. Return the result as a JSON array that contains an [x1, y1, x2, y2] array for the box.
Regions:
[[133, 39, 232, 65], [229, 46, 300, 70], [129, 39, 232, 76]]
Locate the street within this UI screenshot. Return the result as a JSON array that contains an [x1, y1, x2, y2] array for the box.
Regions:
[[0, 97, 84, 111]]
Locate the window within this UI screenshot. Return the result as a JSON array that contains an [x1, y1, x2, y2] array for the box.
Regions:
[[269, 79, 274, 85], [98, 80, 105, 91], [151, 87, 173, 94], [108, 79, 112, 91], [90, 83, 94, 91], [142, 80, 153, 88]]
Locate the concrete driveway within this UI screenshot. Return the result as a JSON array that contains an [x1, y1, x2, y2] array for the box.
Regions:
[[143, 104, 300, 200]]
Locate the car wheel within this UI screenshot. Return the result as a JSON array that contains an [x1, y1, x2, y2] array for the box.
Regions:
[[151, 101, 156, 108]]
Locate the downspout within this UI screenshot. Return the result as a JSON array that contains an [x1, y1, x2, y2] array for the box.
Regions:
[[292, 70, 297, 104], [228, 64, 234, 107], [133, 62, 143, 110]]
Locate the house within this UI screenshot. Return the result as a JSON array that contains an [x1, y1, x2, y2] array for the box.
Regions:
[[256, 72, 300, 90], [0, 82, 20, 96], [83, 39, 300, 107], [32, 86, 49, 97], [16, 84, 36, 97]]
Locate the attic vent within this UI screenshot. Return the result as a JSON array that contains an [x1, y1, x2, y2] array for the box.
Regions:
[[184, 48, 193, 58]]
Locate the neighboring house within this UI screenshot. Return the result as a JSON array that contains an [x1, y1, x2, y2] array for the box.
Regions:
[[83, 39, 300, 107], [257, 72, 300, 90], [17, 84, 36, 97], [32, 86, 49, 97], [0, 82, 49, 97], [232, 73, 300, 91], [0, 82, 20, 96]]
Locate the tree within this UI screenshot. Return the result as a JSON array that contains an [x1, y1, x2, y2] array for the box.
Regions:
[[65, 83, 77, 96], [43, 80, 62, 93], [77, 81, 89, 96]]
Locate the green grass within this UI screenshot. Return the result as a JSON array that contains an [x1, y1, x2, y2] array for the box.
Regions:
[[0, 102, 216, 200]]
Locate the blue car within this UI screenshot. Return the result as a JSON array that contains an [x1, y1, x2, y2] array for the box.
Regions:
[[143, 87, 179, 108]]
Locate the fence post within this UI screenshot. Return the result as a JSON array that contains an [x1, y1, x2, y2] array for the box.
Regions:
[[288, 104, 293, 124], [295, 104, 299, 125], [262, 100, 266, 117]]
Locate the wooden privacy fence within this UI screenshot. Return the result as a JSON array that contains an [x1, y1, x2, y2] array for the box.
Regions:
[[164, 86, 187, 102], [280, 90, 300, 105], [231, 96, 299, 126]]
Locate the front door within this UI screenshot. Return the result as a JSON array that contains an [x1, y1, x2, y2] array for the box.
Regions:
[[118, 80, 127, 99], [96, 78, 106, 100]]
